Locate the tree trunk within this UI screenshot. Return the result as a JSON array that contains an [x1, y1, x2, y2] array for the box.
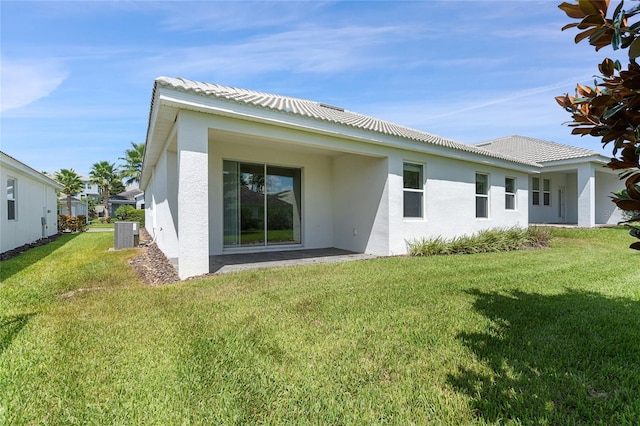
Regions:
[[67, 194, 72, 217], [103, 185, 110, 220]]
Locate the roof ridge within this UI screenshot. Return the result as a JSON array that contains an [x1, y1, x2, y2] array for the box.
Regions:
[[154, 77, 539, 167]]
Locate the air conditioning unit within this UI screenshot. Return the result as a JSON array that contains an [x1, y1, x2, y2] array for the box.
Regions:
[[114, 221, 140, 249]]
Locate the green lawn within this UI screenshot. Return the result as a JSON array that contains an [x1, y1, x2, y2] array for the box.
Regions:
[[1, 228, 639, 424]]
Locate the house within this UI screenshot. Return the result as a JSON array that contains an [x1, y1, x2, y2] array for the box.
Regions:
[[58, 195, 89, 217], [476, 136, 624, 227], [108, 187, 144, 217], [141, 77, 540, 279], [1, 151, 62, 254], [78, 174, 100, 202]]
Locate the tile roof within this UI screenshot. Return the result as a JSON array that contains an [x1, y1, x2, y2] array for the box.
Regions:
[[110, 188, 143, 201], [475, 135, 601, 163], [154, 77, 538, 167]]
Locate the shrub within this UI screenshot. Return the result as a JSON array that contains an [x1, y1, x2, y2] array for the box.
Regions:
[[115, 205, 135, 221], [406, 226, 550, 257], [57, 215, 86, 233], [127, 209, 145, 227], [76, 215, 87, 232], [114, 204, 145, 227]]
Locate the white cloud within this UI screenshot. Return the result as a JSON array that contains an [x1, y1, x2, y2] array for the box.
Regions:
[[0, 57, 68, 112], [141, 25, 409, 78]]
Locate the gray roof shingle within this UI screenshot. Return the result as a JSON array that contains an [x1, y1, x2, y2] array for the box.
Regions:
[[476, 135, 601, 163], [154, 77, 539, 167]]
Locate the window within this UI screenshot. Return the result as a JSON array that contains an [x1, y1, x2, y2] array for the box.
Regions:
[[403, 162, 423, 218], [505, 177, 516, 210], [532, 177, 550, 206], [532, 177, 540, 205], [7, 177, 16, 220], [543, 178, 551, 206], [476, 173, 489, 218], [223, 160, 302, 248]]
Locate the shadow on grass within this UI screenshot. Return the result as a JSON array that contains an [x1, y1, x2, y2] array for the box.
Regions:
[[0, 313, 35, 356], [449, 289, 640, 424], [0, 233, 79, 281]]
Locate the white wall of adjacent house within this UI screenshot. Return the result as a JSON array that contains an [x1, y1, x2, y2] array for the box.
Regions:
[[1, 157, 59, 253]]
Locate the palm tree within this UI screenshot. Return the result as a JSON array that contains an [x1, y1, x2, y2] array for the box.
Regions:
[[55, 168, 83, 216], [119, 142, 145, 186], [90, 161, 118, 220]]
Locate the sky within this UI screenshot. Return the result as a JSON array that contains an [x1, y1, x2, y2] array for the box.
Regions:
[[1, 0, 628, 177]]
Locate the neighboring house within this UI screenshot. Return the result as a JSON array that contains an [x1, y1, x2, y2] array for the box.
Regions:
[[58, 195, 89, 217], [141, 77, 540, 279], [78, 175, 100, 202], [477, 136, 624, 227], [108, 188, 144, 217], [1, 151, 62, 254]]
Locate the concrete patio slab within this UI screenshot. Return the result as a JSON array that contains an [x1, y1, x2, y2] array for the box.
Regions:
[[209, 248, 376, 274]]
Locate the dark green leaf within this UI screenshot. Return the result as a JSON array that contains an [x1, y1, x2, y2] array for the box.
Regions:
[[602, 103, 626, 119], [629, 37, 640, 59]]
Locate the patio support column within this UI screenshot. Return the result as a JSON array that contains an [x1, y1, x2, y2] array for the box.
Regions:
[[176, 111, 209, 279], [577, 163, 595, 227]]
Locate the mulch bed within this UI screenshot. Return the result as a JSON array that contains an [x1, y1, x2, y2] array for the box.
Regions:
[[128, 228, 180, 285], [0, 234, 62, 261]]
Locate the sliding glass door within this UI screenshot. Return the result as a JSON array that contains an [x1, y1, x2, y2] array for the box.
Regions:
[[223, 160, 301, 248]]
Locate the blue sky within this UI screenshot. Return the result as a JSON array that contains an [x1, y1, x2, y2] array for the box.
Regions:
[[1, 0, 626, 176]]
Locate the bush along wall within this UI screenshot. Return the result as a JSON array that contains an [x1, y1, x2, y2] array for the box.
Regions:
[[57, 215, 87, 233], [114, 205, 145, 227], [406, 226, 550, 257]]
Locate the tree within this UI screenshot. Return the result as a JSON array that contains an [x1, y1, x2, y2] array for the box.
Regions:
[[55, 168, 83, 217], [556, 0, 640, 250], [90, 161, 118, 220], [119, 142, 145, 186]]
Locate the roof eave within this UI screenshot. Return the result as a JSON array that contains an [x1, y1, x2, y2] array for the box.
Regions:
[[145, 87, 539, 173]]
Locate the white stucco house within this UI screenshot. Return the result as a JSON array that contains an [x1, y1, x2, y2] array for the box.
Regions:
[[1, 151, 62, 254], [58, 195, 89, 217], [477, 136, 624, 227], [141, 78, 625, 279], [142, 77, 546, 279]]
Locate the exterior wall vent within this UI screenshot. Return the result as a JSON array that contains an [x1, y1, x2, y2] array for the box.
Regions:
[[318, 103, 344, 112]]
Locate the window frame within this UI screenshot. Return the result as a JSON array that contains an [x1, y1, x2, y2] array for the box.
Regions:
[[532, 177, 540, 206], [223, 159, 303, 249], [505, 177, 516, 210], [402, 162, 425, 219], [475, 172, 490, 219], [543, 178, 551, 206], [7, 176, 16, 221]]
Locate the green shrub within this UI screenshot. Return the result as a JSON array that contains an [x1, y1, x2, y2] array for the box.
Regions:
[[127, 209, 145, 227], [406, 226, 550, 257], [114, 205, 145, 227], [115, 205, 135, 221]]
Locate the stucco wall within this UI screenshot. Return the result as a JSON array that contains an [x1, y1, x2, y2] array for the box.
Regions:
[[595, 171, 624, 224], [332, 153, 389, 254], [147, 146, 180, 259], [387, 151, 529, 255], [528, 171, 570, 224], [209, 136, 335, 255], [1, 159, 59, 253]]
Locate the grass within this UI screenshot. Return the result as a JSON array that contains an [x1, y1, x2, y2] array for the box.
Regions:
[[1, 228, 640, 424]]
